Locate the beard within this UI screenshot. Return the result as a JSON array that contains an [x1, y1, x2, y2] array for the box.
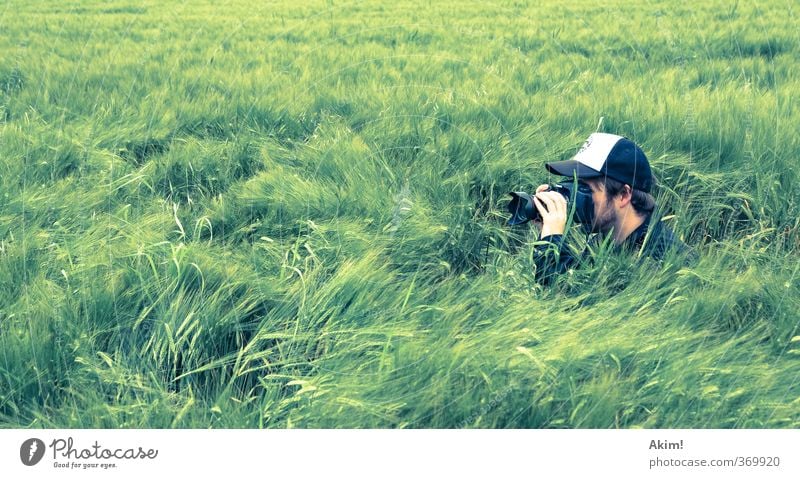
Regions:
[[590, 201, 617, 234]]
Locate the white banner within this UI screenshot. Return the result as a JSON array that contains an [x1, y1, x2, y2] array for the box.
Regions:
[[1, 429, 797, 477]]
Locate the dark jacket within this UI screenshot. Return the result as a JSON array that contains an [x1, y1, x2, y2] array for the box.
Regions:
[[532, 211, 694, 283]]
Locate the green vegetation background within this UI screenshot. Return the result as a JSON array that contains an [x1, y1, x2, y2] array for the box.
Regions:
[[1, 0, 798, 428]]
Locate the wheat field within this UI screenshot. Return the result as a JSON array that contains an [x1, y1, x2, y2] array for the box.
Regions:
[[1, 0, 798, 428]]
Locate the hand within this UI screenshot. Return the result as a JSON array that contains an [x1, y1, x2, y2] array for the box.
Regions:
[[530, 184, 548, 231], [533, 184, 567, 239]]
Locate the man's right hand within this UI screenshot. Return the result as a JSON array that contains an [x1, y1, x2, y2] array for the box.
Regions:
[[533, 184, 568, 239]]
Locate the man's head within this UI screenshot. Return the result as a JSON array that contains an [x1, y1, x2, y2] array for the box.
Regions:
[[582, 177, 655, 234], [546, 133, 656, 238]]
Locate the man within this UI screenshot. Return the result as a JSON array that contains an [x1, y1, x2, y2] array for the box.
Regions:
[[531, 132, 692, 281]]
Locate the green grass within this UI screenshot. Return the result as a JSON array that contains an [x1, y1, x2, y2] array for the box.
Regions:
[[1, 0, 798, 428]]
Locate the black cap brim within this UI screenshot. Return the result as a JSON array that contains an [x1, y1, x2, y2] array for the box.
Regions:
[[545, 159, 603, 179]]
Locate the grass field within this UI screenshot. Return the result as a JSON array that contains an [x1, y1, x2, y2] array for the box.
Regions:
[[1, 0, 798, 428]]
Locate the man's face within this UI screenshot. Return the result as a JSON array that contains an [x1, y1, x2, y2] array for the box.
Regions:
[[583, 179, 616, 234]]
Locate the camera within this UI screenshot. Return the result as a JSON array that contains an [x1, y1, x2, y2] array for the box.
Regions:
[[506, 181, 595, 227]]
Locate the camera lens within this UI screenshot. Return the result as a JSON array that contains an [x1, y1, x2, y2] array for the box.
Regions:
[[506, 182, 595, 227]]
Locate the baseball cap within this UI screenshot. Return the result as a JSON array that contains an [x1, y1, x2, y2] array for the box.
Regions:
[[545, 133, 653, 193]]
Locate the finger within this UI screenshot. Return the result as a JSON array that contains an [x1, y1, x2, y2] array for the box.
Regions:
[[550, 192, 568, 215], [534, 193, 554, 215], [539, 191, 564, 212], [532, 196, 547, 217], [542, 191, 564, 210], [535, 184, 549, 194]]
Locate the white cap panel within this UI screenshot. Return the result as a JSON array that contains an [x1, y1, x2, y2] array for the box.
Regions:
[[572, 132, 624, 171]]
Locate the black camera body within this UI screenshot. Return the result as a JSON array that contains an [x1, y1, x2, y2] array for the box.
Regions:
[[507, 181, 595, 228]]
